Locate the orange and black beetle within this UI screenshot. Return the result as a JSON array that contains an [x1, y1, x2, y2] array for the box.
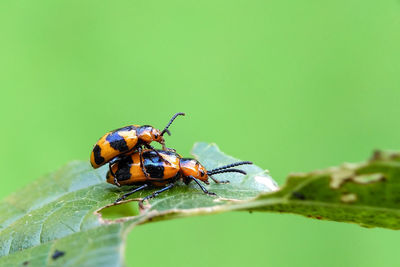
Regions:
[[90, 113, 184, 185], [107, 149, 252, 205]]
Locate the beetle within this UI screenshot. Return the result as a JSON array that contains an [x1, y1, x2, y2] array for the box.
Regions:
[[106, 149, 253, 206], [90, 112, 184, 186]]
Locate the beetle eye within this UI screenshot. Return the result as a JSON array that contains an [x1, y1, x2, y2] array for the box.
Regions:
[[154, 134, 159, 139], [200, 170, 205, 177]]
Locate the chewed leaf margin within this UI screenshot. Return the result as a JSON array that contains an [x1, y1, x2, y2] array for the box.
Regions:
[[245, 150, 400, 229]]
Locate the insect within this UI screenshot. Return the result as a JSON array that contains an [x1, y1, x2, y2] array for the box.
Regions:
[[106, 149, 253, 206], [90, 112, 185, 186]]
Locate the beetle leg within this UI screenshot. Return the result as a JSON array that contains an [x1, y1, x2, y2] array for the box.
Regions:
[[144, 144, 171, 165], [188, 176, 217, 196], [209, 175, 230, 184], [139, 183, 175, 208], [138, 146, 151, 178], [109, 157, 121, 187], [115, 184, 149, 203]]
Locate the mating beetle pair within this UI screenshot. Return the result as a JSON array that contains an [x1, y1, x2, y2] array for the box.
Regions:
[[90, 113, 184, 186], [90, 113, 252, 206]]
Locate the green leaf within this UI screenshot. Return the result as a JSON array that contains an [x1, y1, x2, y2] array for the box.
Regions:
[[0, 143, 277, 266], [247, 150, 400, 229], [2, 143, 400, 266]]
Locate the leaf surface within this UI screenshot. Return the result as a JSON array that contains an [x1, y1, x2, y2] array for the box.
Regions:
[[247, 150, 400, 229], [0, 143, 277, 266], [2, 144, 399, 266]]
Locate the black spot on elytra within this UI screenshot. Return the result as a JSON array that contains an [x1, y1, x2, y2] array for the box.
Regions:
[[115, 157, 134, 181], [93, 145, 105, 165], [292, 191, 306, 200], [52, 250, 65, 260], [143, 151, 164, 178], [106, 131, 129, 152]]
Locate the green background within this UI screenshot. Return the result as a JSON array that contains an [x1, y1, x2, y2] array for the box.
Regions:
[[1, 0, 400, 266]]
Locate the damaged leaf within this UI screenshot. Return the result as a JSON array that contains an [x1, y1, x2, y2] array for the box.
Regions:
[[245, 150, 400, 229], [0, 143, 277, 266], [1, 144, 400, 267]]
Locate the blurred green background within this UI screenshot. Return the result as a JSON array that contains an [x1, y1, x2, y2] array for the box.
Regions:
[[1, 0, 400, 266]]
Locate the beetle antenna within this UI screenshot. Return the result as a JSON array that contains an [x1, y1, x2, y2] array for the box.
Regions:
[[208, 161, 252, 173], [208, 169, 247, 175], [161, 112, 185, 136]]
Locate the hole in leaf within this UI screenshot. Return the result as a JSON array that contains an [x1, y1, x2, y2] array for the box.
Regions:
[[98, 201, 141, 221]]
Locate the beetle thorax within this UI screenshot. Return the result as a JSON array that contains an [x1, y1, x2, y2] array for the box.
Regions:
[[136, 126, 155, 143], [136, 126, 164, 145], [180, 159, 208, 182]]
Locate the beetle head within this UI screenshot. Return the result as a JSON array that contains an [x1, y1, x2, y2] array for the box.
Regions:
[[151, 128, 164, 144], [137, 126, 164, 144], [180, 159, 209, 183]]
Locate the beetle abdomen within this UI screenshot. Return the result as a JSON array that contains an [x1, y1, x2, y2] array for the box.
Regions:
[[106, 150, 181, 186], [143, 151, 165, 178], [142, 150, 181, 179], [90, 125, 139, 168]]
